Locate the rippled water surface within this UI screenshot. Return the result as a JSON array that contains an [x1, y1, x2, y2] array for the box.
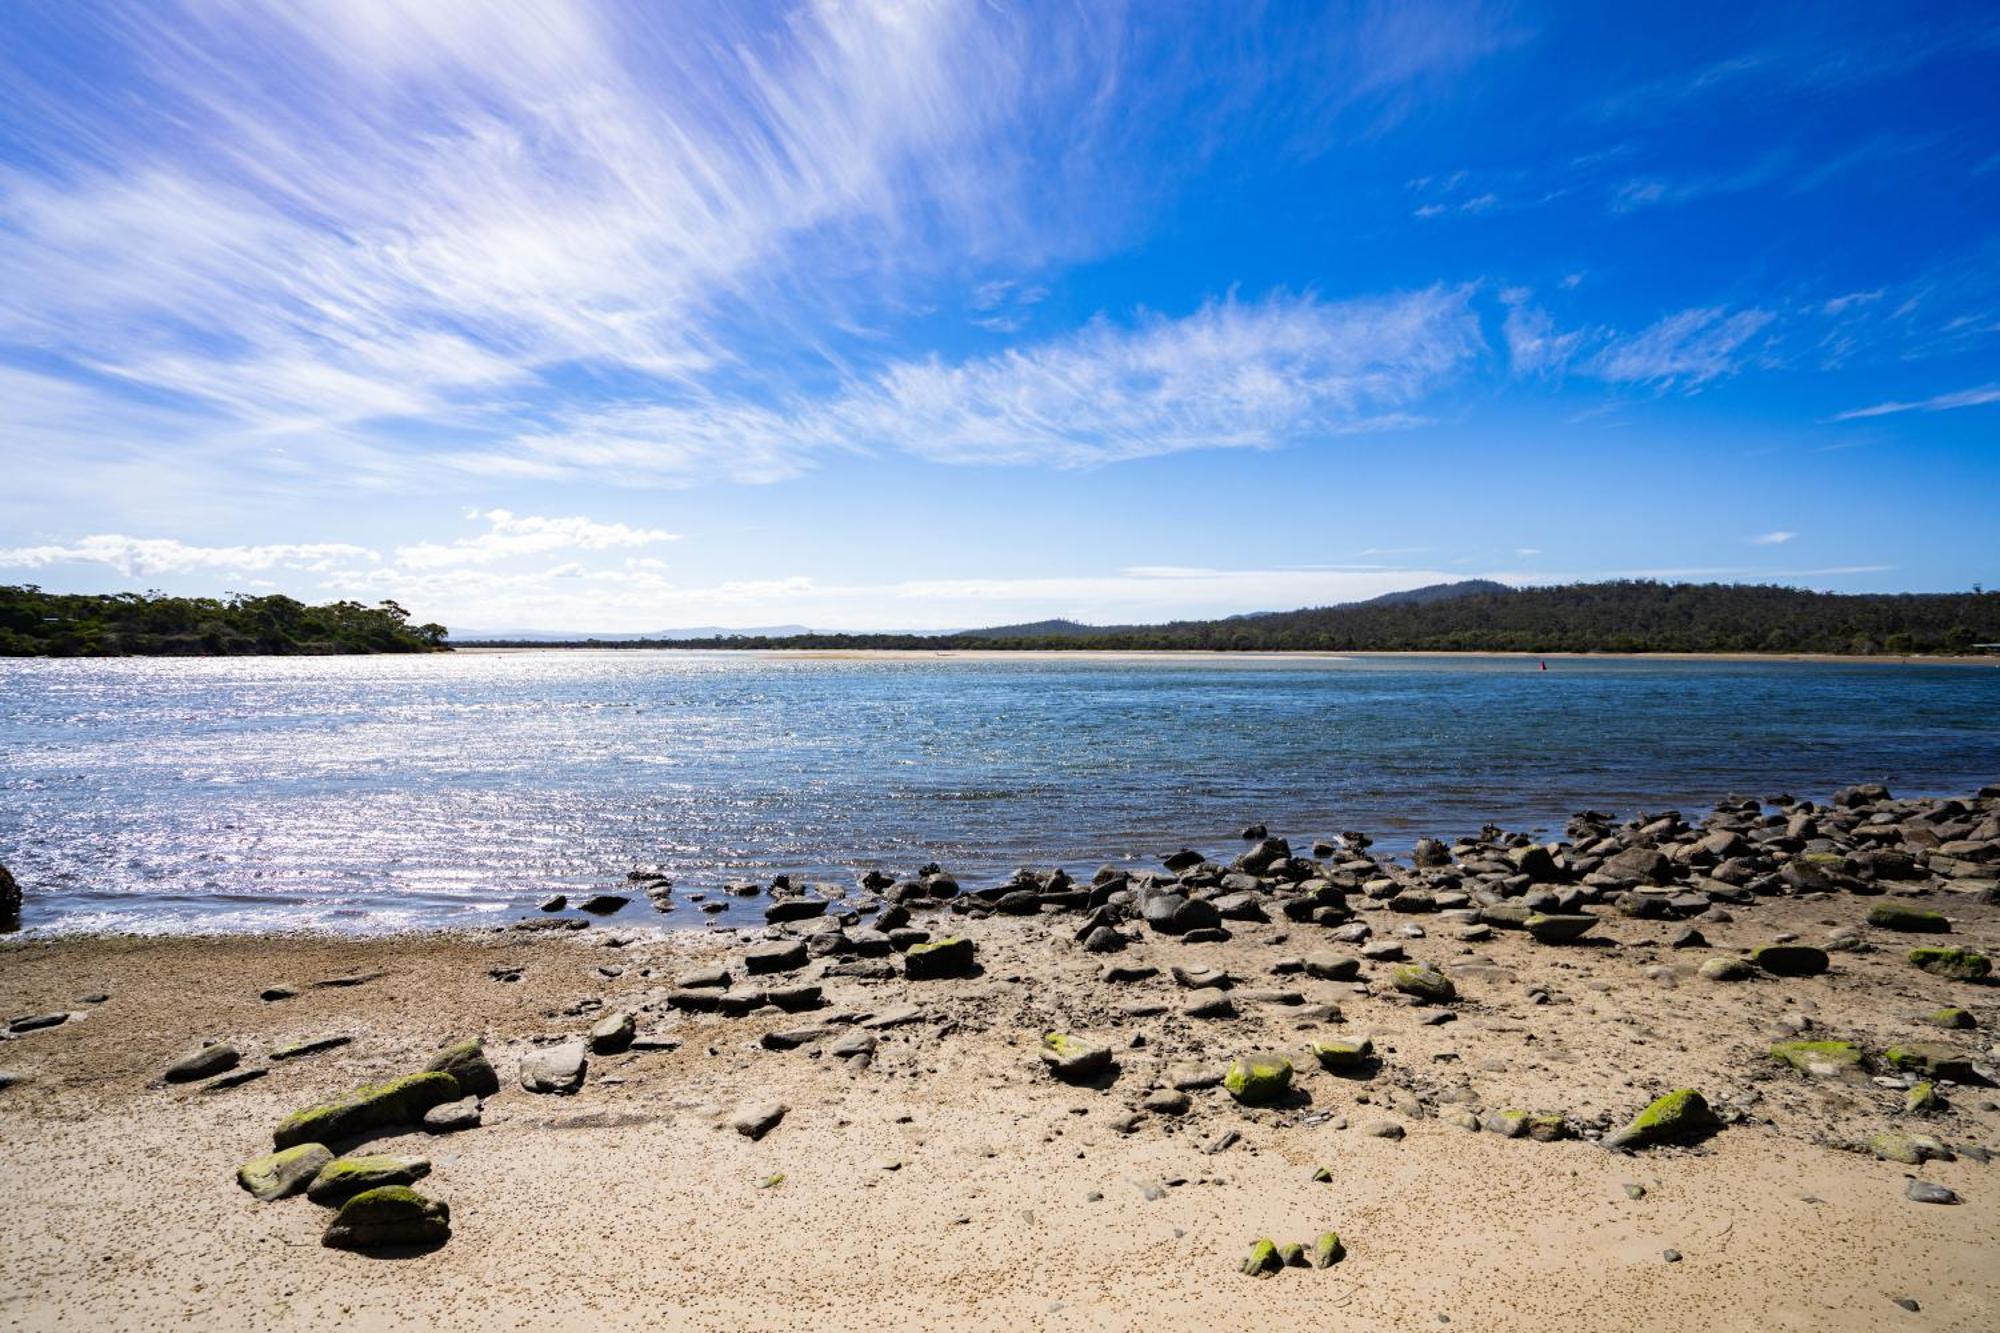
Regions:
[[3, 651, 1996, 933]]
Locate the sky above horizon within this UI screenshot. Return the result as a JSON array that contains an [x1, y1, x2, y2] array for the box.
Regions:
[[1, 1, 1996, 633]]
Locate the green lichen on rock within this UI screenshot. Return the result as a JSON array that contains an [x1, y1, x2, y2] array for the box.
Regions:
[[273, 1070, 461, 1150], [1038, 1031, 1112, 1081], [1277, 1241, 1307, 1268], [424, 1037, 500, 1097], [1311, 1165, 1333, 1183], [1222, 1055, 1293, 1105], [1526, 1113, 1569, 1142], [903, 935, 975, 980], [1605, 1088, 1721, 1150], [1699, 956, 1754, 981], [236, 1142, 333, 1202], [1881, 1042, 1977, 1081], [1769, 1039, 1867, 1079], [1388, 963, 1456, 1003], [1240, 1238, 1282, 1277], [1311, 1231, 1345, 1269], [1481, 1109, 1530, 1138], [1309, 1036, 1373, 1070], [305, 1154, 431, 1206], [1908, 947, 1991, 981], [1524, 913, 1596, 944], [1925, 1007, 1975, 1030], [321, 1185, 451, 1251], [1905, 1082, 1942, 1116], [1868, 1131, 1951, 1166], [1866, 903, 1949, 933]]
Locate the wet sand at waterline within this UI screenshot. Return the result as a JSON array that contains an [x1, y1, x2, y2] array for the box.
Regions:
[[3, 888, 1995, 1332]]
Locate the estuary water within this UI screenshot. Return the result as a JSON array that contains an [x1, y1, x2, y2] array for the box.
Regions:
[[2, 650, 1996, 934]]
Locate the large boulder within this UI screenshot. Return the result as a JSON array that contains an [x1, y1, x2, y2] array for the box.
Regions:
[[424, 1038, 500, 1097], [306, 1154, 431, 1207], [1604, 1089, 1721, 1150], [273, 1071, 461, 1150], [321, 1186, 450, 1251], [237, 1143, 333, 1202]]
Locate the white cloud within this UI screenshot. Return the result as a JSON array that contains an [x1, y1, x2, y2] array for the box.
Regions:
[[0, 535, 375, 578], [393, 509, 679, 570], [1828, 383, 2000, 422], [1591, 306, 1775, 387], [1751, 531, 1797, 544], [1499, 289, 1585, 376], [486, 287, 1484, 481]]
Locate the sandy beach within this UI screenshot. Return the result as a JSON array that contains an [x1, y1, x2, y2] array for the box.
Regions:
[[4, 828, 1996, 1331]]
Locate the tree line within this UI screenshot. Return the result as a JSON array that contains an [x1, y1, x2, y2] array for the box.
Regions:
[[0, 586, 449, 657]]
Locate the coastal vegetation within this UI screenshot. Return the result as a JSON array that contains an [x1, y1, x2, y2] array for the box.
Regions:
[[0, 585, 448, 656], [472, 580, 2000, 656]]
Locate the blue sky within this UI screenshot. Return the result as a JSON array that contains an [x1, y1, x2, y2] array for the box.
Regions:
[[0, 0, 1995, 632]]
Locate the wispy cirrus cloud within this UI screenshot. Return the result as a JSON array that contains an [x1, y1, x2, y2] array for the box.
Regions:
[[1828, 383, 2000, 422], [1590, 306, 1776, 387], [483, 287, 1485, 482], [1751, 531, 1797, 544]]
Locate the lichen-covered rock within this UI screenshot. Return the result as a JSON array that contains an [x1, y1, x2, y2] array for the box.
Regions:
[[1388, 963, 1456, 1003], [1925, 1007, 1975, 1030], [1604, 1089, 1721, 1150], [1881, 1042, 1977, 1082], [1524, 913, 1596, 944], [1699, 956, 1754, 981], [423, 1038, 499, 1098], [273, 1071, 461, 1149], [1769, 1039, 1867, 1079], [1867, 904, 1949, 933], [165, 1042, 241, 1083], [1868, 1131, 1951, 1166], [1277, 1241, 1307, 1268], [903, 936, 975, 980], [1752, 944, 1829, 977], [1240, 1238, 1282, 1277], [1526, 1113, 1569, 1142], [1309, 1037, 1373, 1070], [1311, 1231, 1345, 1268], [321, 1185, 450, 1250], [237, 1143, 333, 1202], [1223, 1055, 1293, 1105], [306, 1154, 431, 1206], [1908, 947, 1991, 981], [1905, 1082, 1942, 1116], [1039, 1032, 1112, 1081], [1482, 1109, 1530, 1138]]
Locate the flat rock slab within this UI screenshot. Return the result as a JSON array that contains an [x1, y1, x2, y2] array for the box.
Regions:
[[732, 1101, 788, 1139], [165, 1042, 240, 1083]]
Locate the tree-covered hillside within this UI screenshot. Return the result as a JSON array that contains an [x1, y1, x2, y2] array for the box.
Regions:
[[0, 586, 449, 656], [482, 581, 2000, 656]]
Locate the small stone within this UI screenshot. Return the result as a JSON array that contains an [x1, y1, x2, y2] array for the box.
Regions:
[[1604, 1089, 1721, 1150], [1141, 1089, 1192, 1115], [1363, 1119, 1405, 1140], [520, 1040, 588, 1095], [164, 1042, 240, 1083], [1222, 1056, 1293, 1105], [1893, 1297, 1920, 1312], [1623, 1183, 1646, 1200], [422, 1098, 481, 1133], [1662, 1249, 1682, 1263], [1388, 963, 1456, 1003], [1904, 1179, 1957, 1205], [1699, 957, 1754, 982], [732, 1101, 788, 1139], [1039, 1032, 1113, 1082], [588, 1010, 636, 1054], [1311, 1231, 1345, 1268]]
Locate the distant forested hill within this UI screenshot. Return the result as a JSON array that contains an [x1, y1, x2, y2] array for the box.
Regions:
[[545, 580, 2000, 655], [0, 586, 449, 656]]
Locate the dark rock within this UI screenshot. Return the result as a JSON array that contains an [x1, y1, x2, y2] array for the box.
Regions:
[[765, 898, 829, 924], [745, 942, 809, 975], [904, 936, 975, 979], [306, 1154, 432, 1206], [322, 1186, 450, 1250], [588, 1010, 636, 1054], [425, 1038, 501, 1098], [576, 894, 629, 914], [165, 1042, 241, 1083]]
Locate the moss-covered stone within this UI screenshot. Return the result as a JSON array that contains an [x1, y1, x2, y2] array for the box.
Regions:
[[1038, 1031, 1112, 1081], [1388, 963, 1456, 1003], [236, 1142, 333, 1202], [1867, 904, 1950, 933], [1311, 1165, 1333, 1183], [1752, 944, 1829, 977], [1277, 1241, 1308, 1268], [1309, 1036, 1374, 1070], [321, 1185, 450, 1251], [1526, 1113, 1569, 1142], [1925, 1007, 1975, 1030], [1241, 1238, 1282, 1277], [1881, 1042, 1977, 1082], [1481, 1109, 1530, 1138], [1908, 947, 1991, 981], [903, 935, 975, 980], [1311, 1231, 1345, 1269], [1524, 913, 1597, 944], [1222, 1055, 1293, 1105], [1699, 956, 1754, 981], [1905, 1082, 1942, 1116], [1605, 1088, 1721, 1150], [1867, 1131, 1951, 1166], [1769, 1039, 1867, 1079], [273, 1070, 461, 1150], [305, 1154, 431, 1206], [424, 1038, 499, 1097]]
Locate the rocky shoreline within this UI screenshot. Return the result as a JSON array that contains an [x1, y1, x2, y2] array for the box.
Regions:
[[2, 781, 1997, 1330]]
